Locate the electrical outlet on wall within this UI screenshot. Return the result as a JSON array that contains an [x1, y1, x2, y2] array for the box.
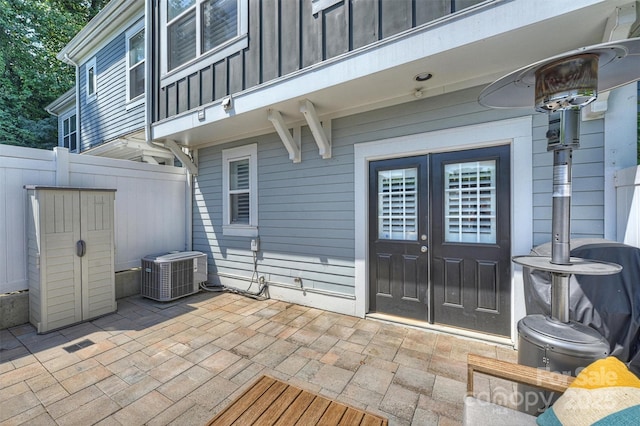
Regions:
[[250, 238, 260, 252]]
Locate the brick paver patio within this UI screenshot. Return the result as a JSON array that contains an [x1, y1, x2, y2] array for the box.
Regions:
[[0, 291, 517, 425]]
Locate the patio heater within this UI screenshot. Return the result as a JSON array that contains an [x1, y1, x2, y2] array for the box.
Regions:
[[479, 38, 640, 414]]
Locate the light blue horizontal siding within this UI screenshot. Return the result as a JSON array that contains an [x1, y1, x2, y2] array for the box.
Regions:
[[194, 125, 356, 294], [194, 85, 609, 295], [531, 115, 606, 246], [79, 24, 145, 152]]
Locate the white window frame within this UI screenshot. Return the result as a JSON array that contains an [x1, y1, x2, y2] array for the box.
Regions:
[[126, 20, 145, 107], [85, 57, 97, 103], [60, 110, 78, 153], [222, 143, 258, 237], [160, 0, 249, 85]]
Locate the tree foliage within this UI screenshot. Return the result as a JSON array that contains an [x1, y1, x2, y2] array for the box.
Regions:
[[0, 0, 108, 149]]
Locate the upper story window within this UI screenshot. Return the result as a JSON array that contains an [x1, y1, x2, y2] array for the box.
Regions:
[[126, 21, 145, 103], [222, 143, 258, 237], [85, 57, 97, 103], [161, 0, 248, 82], [62, 112, 77, 152], [168, 0, 237, 71]]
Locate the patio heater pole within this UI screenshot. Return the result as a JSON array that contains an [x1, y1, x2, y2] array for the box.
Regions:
[[478, 38, 640, 415], [549, 109, 578, 324]]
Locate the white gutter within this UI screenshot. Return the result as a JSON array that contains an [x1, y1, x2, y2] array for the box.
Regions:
[[142, 0, 197, 173], [44, 88, 74, 116], [143, 0, 193, 251], [144, 0, 163, 152], [64, 54, 81, 153], [58, 0, 144, 64]]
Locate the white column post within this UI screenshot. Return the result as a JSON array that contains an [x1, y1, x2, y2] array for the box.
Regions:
[[54, 147, 70, 186]]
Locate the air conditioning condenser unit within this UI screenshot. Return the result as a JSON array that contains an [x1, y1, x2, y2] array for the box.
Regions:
[[141, 251, 207, 302]]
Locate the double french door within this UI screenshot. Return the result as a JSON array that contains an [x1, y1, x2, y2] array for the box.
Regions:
[[368, 145, 511, 336]]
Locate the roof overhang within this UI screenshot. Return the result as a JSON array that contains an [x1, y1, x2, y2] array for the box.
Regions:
[[45, 88, 76, 116], [82, 130, 173, 164], [151, 0, 636, 149], [58, 0, 144, 64]]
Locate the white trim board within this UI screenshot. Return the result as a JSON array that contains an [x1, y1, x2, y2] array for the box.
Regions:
[[353, 116, 533, 344]]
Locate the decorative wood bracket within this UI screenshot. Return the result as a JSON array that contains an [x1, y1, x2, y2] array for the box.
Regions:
[[268, 109, 301, 163], [300, 99, 331, 159], [163, 139, 198, 175]]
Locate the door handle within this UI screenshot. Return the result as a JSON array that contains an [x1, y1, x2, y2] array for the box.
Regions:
[[420, 246, 428, 253], [76, 240, 86, 257]]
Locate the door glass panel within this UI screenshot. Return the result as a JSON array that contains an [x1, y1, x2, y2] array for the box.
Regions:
[[378, 168, 418, 241], [444, 160, 496, 243]]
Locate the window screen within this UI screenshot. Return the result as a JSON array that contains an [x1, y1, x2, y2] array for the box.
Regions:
[[378, 168, 418, 241], [444, 160, 496, 244]]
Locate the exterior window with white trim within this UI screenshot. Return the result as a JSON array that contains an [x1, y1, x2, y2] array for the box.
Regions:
[[222, 144, 258, 236], [160, 0, 248, 81], [444, 160, 497, 244], [126, 21, 145, 103], [85, 57, 97, 103], [166, 0, 239, 71], [62, 112, 77, 152]]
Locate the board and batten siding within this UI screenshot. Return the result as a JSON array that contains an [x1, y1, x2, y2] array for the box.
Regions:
[[79, 28, 145, 152], [154, 0, 486, 122]]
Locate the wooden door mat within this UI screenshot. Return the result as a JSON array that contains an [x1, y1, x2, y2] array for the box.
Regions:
[[206, 375, 388, 425]]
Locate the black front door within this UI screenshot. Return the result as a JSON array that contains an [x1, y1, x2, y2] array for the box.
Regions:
[[368, 145, 511, 336], [368, 156, 430, 321]]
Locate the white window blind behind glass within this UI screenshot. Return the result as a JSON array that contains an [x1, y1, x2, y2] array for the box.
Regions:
[[230, 158, 250, 224], [202, 0, 237, 51], [378, 168, 418, 241], [444, 161, 496, 244], [168, 12, 196, 70]]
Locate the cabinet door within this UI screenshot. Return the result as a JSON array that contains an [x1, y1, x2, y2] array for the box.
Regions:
[[41, 190, 82, 330], [80, 191, 116, 319]]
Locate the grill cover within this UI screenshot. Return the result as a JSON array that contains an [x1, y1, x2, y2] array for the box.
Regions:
[[523, 239, 640, 375]]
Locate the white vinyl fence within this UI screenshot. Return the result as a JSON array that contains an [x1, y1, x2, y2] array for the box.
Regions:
[[1, 145, 188, 294], [616, 165, 640, 248]]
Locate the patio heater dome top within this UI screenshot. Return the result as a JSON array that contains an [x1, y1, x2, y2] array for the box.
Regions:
[[478, 38, 640, 109]]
